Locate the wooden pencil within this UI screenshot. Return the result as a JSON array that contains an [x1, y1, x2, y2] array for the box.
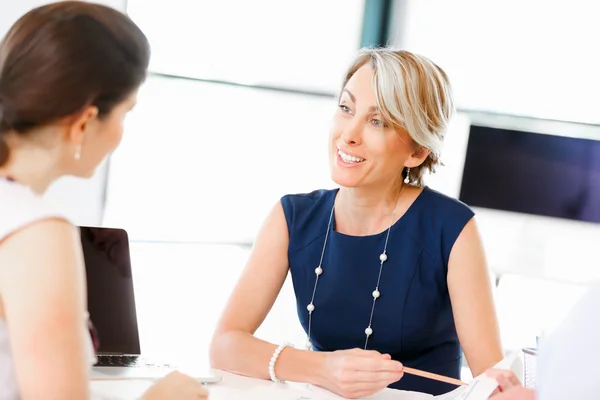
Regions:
[[403, 367, 466, 387]]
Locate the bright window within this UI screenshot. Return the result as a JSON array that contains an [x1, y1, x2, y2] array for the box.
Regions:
[[126, 0, 365, 94], [397, 0, 600, 124], [103, 75, 337, 243]]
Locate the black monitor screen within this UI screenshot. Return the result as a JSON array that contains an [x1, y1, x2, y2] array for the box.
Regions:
[[459, 125, 600, 223], [80, 226, 141, 354]]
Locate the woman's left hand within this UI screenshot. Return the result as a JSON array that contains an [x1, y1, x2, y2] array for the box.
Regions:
[[485, 368, 523, 396], [489, 386, 535, 400]]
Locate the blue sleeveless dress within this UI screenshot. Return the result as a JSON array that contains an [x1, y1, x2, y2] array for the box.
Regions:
[[281, 187, 475, 395]]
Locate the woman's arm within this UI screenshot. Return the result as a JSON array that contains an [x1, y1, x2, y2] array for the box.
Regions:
[[447, 218, 504, 376], [209, 201, 326, 382], [0, 219, 91, 400], [210, 201, 405, 398]]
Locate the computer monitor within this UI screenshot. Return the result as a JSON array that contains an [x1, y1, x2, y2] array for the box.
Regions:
[[459, 116, 600, 223], [79, 226, 141, 355]]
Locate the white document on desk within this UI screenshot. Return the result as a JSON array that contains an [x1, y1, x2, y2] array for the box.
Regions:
[[302, 379, 498, 400], [209, 385, 433, 400], [211, 377, 496, 400], [435, 352, 521, 400], [212, 385, 488, 400]]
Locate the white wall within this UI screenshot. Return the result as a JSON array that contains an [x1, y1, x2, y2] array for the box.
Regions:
[[0, 0, 127, 226]]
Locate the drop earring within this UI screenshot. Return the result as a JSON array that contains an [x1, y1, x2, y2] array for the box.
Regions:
[[74, 145, 81, 161], [404, 168, 410, 184]]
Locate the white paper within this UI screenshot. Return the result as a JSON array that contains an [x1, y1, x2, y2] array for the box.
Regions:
[[434, 376, 499, 400], [207, 380, 478, 400], [209, 386, 434, 400], [435, 352, 521, 400]]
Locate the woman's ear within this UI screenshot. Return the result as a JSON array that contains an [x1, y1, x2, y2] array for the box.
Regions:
[[406, 145, 431, 168], [67, 105, 99, 145]]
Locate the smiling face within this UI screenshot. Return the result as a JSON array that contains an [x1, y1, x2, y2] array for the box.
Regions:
[[328, 49, 454, 189], [329, 64, 420, 190]]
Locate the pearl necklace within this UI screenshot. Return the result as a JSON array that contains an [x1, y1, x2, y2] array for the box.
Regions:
[[305, 193, 400, 351]]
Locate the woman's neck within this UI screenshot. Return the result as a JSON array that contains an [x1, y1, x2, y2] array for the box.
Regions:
[[0, 137, 62, 194], [335, 182, 406, 236]]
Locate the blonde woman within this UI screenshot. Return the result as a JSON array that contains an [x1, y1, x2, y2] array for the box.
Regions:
[[210, 48, 507, 398], [0, 2, 207, 399]]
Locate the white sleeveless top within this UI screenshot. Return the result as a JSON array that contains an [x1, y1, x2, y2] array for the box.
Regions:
[[0, 178, 96, 400]]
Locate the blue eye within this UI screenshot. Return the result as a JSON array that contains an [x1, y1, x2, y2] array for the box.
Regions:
[[338, 104, 351, 113], [372, 119, 386, 128]]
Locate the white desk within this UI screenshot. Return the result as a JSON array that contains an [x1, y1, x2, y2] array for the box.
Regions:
[[91, 370, 427, 399]]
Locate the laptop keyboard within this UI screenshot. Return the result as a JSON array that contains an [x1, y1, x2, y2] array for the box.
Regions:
[[95, 355, 176, 369]]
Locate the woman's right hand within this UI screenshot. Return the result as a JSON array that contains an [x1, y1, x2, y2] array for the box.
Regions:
[[486, 368, 523, 397], [318, 348, 404, 399], [141, 371, 209, 399]]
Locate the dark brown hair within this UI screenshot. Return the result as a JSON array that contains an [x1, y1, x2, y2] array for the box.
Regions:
[[0, 1, 150, 166]]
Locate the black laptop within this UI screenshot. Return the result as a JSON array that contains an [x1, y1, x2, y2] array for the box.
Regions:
[[80, 226, 220, 382]]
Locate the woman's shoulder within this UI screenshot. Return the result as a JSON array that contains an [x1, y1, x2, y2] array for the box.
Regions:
[[0, 180, 72, 241], [419, 186, 475, 227], [280, 188, 337, 238], [281, 188, 337, 204], [407, 187, 475, 266], [420, 186, 474, 220], [280, 188, 336, 216]]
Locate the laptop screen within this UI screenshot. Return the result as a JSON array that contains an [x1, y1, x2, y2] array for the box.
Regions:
[[79, 226, 141, 355]]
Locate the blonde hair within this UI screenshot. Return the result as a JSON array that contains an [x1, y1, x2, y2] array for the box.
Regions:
[[342, 48, 454, 187]]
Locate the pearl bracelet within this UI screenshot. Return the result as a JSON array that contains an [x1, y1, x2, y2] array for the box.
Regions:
[[268, 342, 294, 383]]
